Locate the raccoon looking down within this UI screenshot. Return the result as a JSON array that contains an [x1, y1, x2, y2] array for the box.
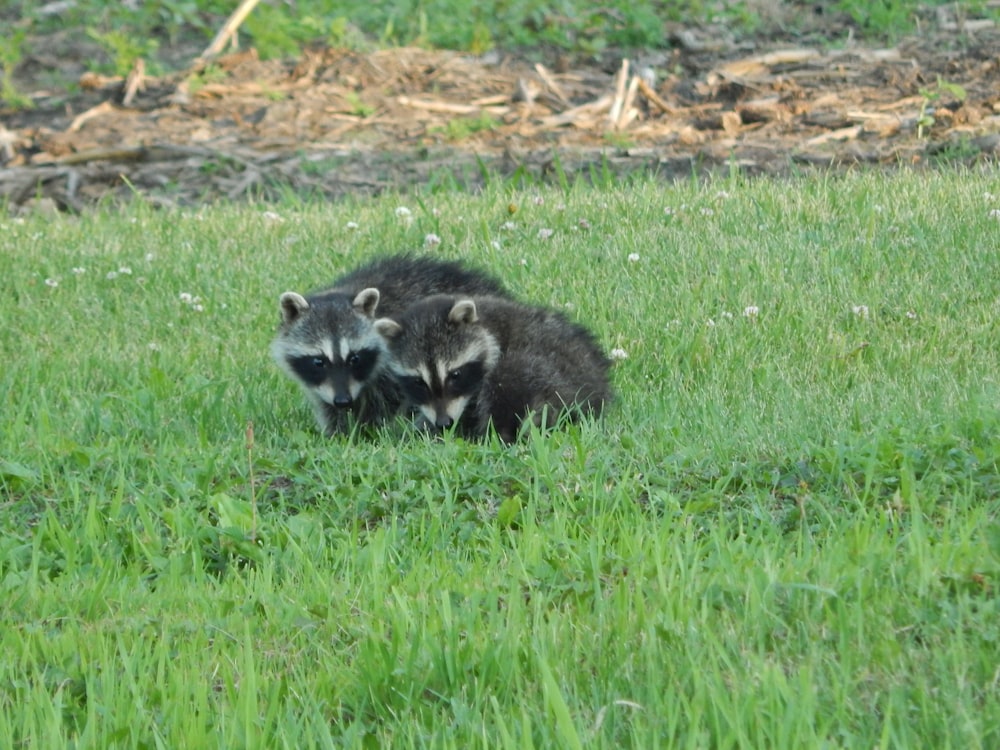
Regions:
[[271, 255, 511, 435], [374, 294, 612, 442]]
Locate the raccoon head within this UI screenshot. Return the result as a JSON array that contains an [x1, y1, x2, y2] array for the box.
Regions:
[[271, 287, 386, 411], [375, 297, 500, 430]]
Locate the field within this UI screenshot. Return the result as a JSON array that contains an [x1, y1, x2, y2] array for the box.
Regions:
[[2, 169, 999, 746]]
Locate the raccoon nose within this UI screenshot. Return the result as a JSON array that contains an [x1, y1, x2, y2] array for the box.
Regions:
[[435, 414, 453, 429], [333, 394, 353, 408]]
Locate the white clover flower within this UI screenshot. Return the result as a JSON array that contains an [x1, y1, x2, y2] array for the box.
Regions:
[[532, 195, 544, 206], [72, 267, 86, 275], [145, 253, 155, 262], [491, 240, 501, 251], [192, 304, 204, 312], [346, 221, 359, 230], [906, 310, 917, 320], [664, 207, 675, 216], [721, 311, 734, 320], [537, 228, 554, 240], [627, 253, 640, 263], [179, 292, 193, 304], [431, 207, 441, 217], [262, 210, 284, 223], [394, 206, 413, 223], [106, 271, 118, 280], [715, 190, 730, 199], [700, 207, 714, 217], [706, 318, 716, 327], [989, 209, 1000, 219], [519, 258, 527, 266], [984, 192, 996, 202], [578, 218, 591, 230], [852, 305, 869, 318], [424, 233, 441, 247], [44, 277, 59, 288], [501, 221, 516, 231], [743, 305, 759, 318], [148, 342, 161, 351], [118, 266, 132, 275], [563, 302, 575, 310], [610, 348, 629, 361]]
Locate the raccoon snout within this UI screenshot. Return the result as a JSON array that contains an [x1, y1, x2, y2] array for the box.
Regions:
[[434, 414, 454, 429], [333, 393, 354, 409]]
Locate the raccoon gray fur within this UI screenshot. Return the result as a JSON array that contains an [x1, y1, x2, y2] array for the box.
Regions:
[[271, 255, 511, 435], [374, 294, 612, 442]]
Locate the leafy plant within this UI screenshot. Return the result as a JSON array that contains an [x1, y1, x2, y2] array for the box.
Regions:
[[0, 27, 32, 110], [916, 77, 968, 139], [86, 27, 159, 76]]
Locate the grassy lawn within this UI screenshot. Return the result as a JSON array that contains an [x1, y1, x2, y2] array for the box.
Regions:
[[2, 169, 1000, 746]]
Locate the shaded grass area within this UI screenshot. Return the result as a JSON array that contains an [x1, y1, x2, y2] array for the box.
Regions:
[[2, 169, 1000, 746]]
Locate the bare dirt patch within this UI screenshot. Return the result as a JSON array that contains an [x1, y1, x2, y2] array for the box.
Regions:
[[2, 22, 999, 211]]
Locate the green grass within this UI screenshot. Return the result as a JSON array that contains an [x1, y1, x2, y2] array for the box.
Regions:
[[3, 169, 1000, 746]]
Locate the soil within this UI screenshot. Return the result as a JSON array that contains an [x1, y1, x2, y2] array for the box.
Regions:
[[1, 13, 999, 212]]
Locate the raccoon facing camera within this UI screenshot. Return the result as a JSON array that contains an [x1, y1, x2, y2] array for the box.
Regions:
[[375, 294, 612, 442]]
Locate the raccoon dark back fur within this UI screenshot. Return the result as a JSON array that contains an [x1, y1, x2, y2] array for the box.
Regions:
[[271, 255, 511, 435], [375, 294, 612, 442]]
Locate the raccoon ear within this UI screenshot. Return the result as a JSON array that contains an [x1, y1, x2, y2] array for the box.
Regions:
[[353, 288, 381, 317], [448, 299, 478, 325], [279, 292, 309, 324], [373, 317, 403, 339]]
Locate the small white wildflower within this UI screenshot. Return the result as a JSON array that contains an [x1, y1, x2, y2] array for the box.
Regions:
[[906, 310, 917, 320], [578, 218, 591, 230], [129, 217, 138, 224], [664, 207, 675, 216], [72, 267, 86, 275], [721, 311, 734, 320], [563, 302, 575, 310], [431, 208, 441, 217], [715, 190, 730, 199], [394, 206, 413, 223], [700, 207, 714, 217], [44, 277, 59, 288], [989, 209, 1000, 219], [874, 205, 885, 214], [424, 233, 441, 247], [519, 258, 527, 266], [984, 192, 996, 202], [262, 210, 283, 223], [345, 221, 359, 230], [118, 266, 132, 275], [627, 253, 640, 263], [743, 305, 759, 318], [148, 342, 160, 352], [192, 304, 204, 312], [179, 292, 193, 304], [537, 228, 554, 240], [706, 318, 716, 327], [145, 253, 155, 262], [106, 271, 118, 280], [501, 221, 516, 231], [12, 217, 25, 225], [610, 348, 629, 361], [491, 240, 501, 251], [532, 195, 544, 206], [852, 305, 870, 318]]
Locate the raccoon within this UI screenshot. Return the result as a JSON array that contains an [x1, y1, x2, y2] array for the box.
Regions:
[[271, 255, 511, 435], [374, 295, 612, 442]]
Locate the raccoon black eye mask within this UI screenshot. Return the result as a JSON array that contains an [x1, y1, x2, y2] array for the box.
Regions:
[[374, 294, 612, 441]]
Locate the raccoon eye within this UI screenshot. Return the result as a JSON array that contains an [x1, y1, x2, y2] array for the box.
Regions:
[[347, 353, 360, 367], [310, 356, 327, 369]]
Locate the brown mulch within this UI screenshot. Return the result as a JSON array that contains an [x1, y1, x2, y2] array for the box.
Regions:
[[2, 20, 999, 212]]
